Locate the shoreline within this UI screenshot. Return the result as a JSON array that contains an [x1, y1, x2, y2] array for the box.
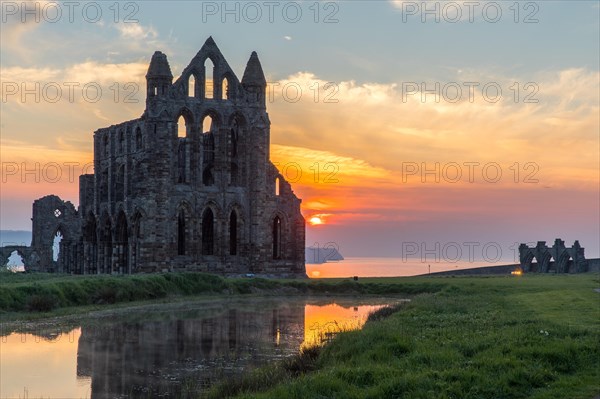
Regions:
[[0, 272, 444, 322]]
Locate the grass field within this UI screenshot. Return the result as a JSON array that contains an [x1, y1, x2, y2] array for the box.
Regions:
[[2, 271, 598, 398], [203, 274, 600, 399]]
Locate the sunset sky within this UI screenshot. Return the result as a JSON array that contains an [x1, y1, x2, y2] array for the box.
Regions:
[[1, 1, 599, 260]]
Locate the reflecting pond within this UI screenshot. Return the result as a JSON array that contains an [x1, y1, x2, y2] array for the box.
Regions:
[[1, 297, 403, 398]]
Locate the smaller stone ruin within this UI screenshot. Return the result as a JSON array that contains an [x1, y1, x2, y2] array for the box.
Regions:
[[518, 239, 588, 273]]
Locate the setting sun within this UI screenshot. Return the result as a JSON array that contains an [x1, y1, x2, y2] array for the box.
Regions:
[[309, 216, 324, 226]]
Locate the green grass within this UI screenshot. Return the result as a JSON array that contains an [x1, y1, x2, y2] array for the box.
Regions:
[[202, 274, 600, 399], [3, 270, 598, 397], [0, 270, 442, 319]]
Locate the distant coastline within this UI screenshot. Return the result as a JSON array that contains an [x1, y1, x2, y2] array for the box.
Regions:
[[305, 247, 344, 264]]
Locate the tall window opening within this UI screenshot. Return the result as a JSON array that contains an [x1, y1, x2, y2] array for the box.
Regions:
[[202, 115, 215, 186], [177, 209, 186, 255], [177, 115, 187, 138], [272, 217, 281, 259], [188, 74, 196, 97], [202, 115, 214, 134], [229, 211, 237, 255], [204, 58, 214, 99], [202, 208, 214, 255], [223, 77, 229, 100], [53, 230, 63, 262]]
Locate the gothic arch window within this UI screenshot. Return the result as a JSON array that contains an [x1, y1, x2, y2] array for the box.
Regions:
[[176, 112, 193, 184], [177, 115, 188, 138], [202, 115, 214, 134], [275, 177, 280, 196], [272, 216, 282, 259], [204, 58, 214, 99], [202, 114, 215, 186], [202, 208, 214, 255], [229, 210, 237, 255], [222, 76, 229, 100], [177, 209, 186, 255], [188, 74, 196, 97], [52, 228, 64, 262]]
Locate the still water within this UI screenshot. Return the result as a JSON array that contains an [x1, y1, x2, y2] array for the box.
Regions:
[[0, 297, 399, 399], [306, 257, 513, 278]]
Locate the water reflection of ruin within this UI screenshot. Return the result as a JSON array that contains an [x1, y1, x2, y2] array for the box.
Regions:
[[76, 302, 305, 398]]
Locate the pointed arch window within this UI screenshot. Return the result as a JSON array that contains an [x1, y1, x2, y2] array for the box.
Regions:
[[177, 115, 187, 138], [202, 115, 215, 186], [177, 209, 186, 255], [223, 76, 230, 100], [272, 216, 282, 259], [53, 229, 64, 262], [202, 208, 214, 255], [204, 58, 214, 99], [229, 211, 238, 255], [188, 74, 196, 97]]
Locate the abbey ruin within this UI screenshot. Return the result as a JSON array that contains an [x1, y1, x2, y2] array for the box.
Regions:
[[518, 239, 589, 273], [4, 38, 306, 277]]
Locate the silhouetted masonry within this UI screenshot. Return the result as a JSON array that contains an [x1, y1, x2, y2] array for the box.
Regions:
[[7, 38, 306, 277], [518, 239, 588, 273]]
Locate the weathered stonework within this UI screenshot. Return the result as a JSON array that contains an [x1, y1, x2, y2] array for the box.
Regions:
[[13, 38, 306, 277], [519, 239, 588, 273]]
